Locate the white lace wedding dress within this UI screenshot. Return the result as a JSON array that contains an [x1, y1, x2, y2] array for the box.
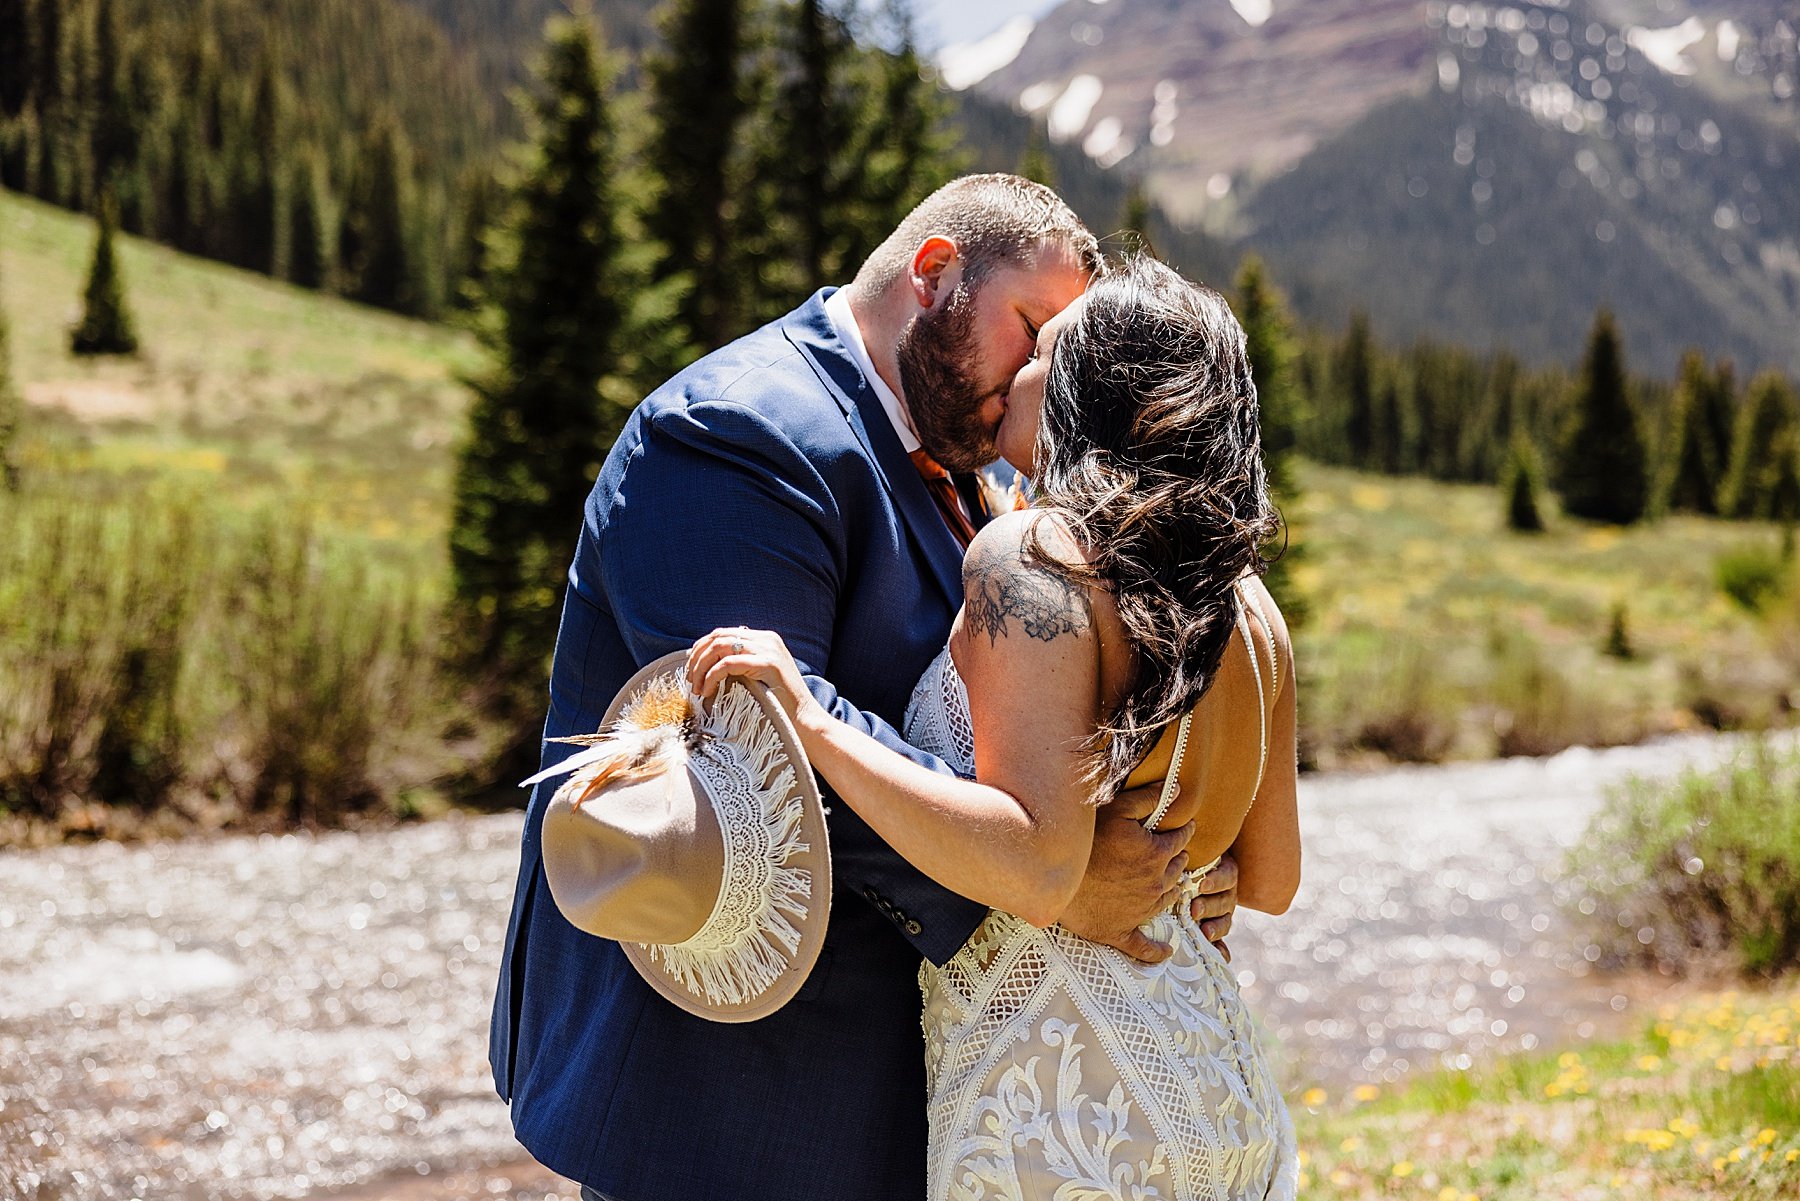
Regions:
[[903, 635, 1298, 1201]]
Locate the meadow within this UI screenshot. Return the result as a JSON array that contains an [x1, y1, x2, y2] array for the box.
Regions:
[[1290, 467, 1800, 768], [7, 183, 1800, 839], [1288, 985, 1800, 1199]]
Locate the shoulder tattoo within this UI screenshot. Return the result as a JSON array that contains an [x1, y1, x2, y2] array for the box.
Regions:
[[963, 535, 1091, 647]]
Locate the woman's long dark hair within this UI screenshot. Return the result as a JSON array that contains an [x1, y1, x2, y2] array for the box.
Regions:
[[1029, 255, 1281, 792]]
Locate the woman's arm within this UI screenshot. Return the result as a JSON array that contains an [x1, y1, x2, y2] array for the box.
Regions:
[[688, 514, 1107, 928], [1229, 580, 1301, 914]]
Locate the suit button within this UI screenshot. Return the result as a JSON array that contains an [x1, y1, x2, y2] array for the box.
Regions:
[[905, 919, 923, 936], [863, 886, 880, 904]]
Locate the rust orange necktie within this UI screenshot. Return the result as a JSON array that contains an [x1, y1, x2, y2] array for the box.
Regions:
[[908, 449, 979, 549]]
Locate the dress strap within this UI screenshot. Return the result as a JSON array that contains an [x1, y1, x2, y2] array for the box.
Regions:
[[1144, 583, 1276, 831], [1243, 593, 1272, 796], [1141, 707, 1193, 832]]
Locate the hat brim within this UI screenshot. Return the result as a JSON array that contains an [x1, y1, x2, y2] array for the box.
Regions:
[[607, 651, 832, 1023]]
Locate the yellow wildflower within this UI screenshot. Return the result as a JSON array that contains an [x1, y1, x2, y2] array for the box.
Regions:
[[1636, 1055, 1661, 1071], [1339, 1136, 1363, 1153], [1301, 1088, 1326, 1108], [1438, 1188, 1460, 1201], [1390, 1160, 1414, 1178], [1352, 1084, 1381, 1102], [1756, 1128, 1777, 1145]]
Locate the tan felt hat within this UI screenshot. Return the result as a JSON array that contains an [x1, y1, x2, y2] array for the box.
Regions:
[[528, 651, 831, 1023]]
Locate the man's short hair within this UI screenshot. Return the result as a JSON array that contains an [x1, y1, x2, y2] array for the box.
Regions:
[[854, 174, 1102, 293]]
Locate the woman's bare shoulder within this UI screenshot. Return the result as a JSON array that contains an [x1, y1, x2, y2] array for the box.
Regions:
[[959, 509, 1097, 649]]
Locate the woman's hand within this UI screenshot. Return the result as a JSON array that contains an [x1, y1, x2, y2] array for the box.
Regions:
[[687, 627, 828, 736]]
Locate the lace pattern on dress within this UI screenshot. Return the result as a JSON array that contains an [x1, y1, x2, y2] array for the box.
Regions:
[[908, 649, 1297, 1201]]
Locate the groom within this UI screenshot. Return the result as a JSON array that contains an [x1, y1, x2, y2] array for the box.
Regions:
[[489, 175, 1240, 1201]]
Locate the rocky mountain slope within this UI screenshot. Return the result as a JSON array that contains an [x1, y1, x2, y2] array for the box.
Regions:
[[950, 0, 1800, 374]]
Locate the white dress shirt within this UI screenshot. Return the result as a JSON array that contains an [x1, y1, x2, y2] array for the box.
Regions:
[[825, 287, 921, 455]]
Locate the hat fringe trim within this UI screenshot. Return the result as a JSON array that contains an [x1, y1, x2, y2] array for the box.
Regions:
[[644, 681, 816, 1008]]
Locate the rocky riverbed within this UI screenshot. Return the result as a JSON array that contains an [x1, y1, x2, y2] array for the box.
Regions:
[[0, 731, 1774, 1200]]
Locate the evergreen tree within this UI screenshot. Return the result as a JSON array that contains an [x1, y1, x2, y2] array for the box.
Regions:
[[1376, 376, 1405, 473], [643, 0, 751, 358], [346, 113, 414, 312], [1017, 121, 1054, 188], [1557, 309, 1646, 524], [32, 0, 66, 201], [287, 148, 330, 289], [1501, 434, 1546, 533], [1335, 311, 1375, 465], [162, 114, 206, 255], [1654, 350, 1724, 515], [855, 0, 959, 237], [1603, 602, 1633, 659], [449, 163, 499, 311], [1721, 372, 1800, 519], [1702, 359, 1738, 485], [70, 191, 139, 356], [1467, 352, 1519, 482], [1233, 254, 1306, 625], [0, 259, 21, 491], [243, 48, 288, 277], [0, 0, 31, 120], [1233, 255, 1299, 502], [448, 13, 631, 730], [1122, 177, 1157, 259], [772, 0, 862, 292], [89, 0, 141, 201]]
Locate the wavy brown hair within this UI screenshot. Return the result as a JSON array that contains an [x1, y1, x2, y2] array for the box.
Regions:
[[1029, 255, 1281, 791]]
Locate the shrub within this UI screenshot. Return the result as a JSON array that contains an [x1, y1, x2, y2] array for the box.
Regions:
[[1486, 628, 1605, 757], [1602, 603, 1633, 660], [1715, 542, 1788, 613], [1500, 435, 1546, 532], [0, 480, 445, 832], [1562, 740, 1800, 976]]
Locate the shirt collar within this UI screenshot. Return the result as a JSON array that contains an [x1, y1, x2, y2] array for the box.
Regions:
[[825, 287, 920, 454]]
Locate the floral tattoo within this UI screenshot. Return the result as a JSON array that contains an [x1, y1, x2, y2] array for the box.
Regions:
[[963, 537, 1091, 646]]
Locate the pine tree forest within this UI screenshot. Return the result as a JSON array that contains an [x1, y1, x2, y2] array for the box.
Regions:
[[0, 0, 956, 328]]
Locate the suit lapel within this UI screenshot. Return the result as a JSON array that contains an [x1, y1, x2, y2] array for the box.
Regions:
[[785, 290, 965, 607]]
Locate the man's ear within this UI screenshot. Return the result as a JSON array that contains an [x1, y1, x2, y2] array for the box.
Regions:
[[908, 236, 961, 310]]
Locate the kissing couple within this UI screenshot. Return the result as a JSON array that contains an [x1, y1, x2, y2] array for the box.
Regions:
[[489, 174, 1302, 1201]]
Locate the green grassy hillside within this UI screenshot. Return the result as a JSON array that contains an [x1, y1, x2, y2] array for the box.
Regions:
[[2, 186, 479, 536]]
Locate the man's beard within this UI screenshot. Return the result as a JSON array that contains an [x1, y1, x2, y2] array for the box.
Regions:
[[895, 282, 996, 473]]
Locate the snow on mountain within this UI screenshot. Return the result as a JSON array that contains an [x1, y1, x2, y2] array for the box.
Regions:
[[938, 15, 1038, 91]]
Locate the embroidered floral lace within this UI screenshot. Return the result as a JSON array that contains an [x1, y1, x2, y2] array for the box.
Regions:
[[904, 647, 1298, 1201]]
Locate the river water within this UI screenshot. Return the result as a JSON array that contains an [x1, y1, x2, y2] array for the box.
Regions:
[[0, 731, 1774, 1200]]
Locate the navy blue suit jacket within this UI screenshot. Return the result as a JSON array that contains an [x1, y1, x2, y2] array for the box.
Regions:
[[489, 290, 989, 1199]]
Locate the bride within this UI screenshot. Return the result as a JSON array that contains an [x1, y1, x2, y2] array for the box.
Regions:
[[688, 255, 1300, 1201]]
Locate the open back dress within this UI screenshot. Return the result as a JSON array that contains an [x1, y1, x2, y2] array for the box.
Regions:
[[903, 580, 1298, 1201]]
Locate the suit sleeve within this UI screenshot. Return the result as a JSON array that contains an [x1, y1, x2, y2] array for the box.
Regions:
[[590, 397, 987, 965]]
